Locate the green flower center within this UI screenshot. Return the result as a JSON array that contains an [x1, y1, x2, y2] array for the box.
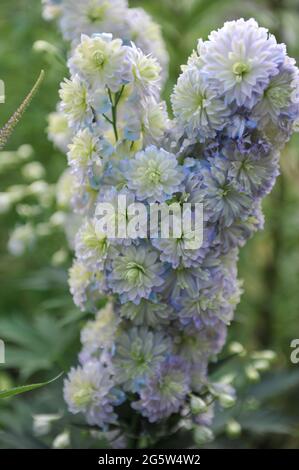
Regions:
[[72, 384, 94, 407], [83, 231, 107, 253], [125, 262, 146, 283], [87, 4, 107, 23], [132, 351, 147, 367], [220, 184, 231, 197], [233, 62, 250, 82], [92, 51, 106, 69], [147, 169, 162, 185], [159, 374, 184, 397]]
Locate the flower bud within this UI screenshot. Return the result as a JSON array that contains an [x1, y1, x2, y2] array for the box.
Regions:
[[253, 359, 270, 371], [190, 396, 208, 415], [226, 419, 241, 438], [251, 350, 276, 362], [22, 162, 45, 182], [229, 341, 246, 356], [33, 414, 61, 437], [52, 430, 70, 449], [17, 144, 33, 160], [219, 393, 236, 408], [245, 365, 260, 382], [193, 426, 214, 445]]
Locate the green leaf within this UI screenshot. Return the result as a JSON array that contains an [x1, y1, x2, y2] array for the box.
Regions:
[[0, 373, 63, 399], [0, 312, 78, 378], [239, 409, 296, 435], [247, 369, 299, 402]]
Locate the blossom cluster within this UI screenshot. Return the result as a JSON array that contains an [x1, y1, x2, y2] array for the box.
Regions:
[[61, 19, 299, 441], [43, 0, 169, 234], [42, 0, 168, 82]]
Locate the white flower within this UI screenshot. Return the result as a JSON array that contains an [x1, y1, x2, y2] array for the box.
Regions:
[[81, 302, 120, 355], [199, 18, 286, 107], [8, 224, 36, 256], [68, 128, 102, 182], [126, 146, 184, 202], [59, 75, 92, 129], [172, 67, 230, 141], [47, 109, 72, 153], [33, 413, 61, 437], [124, 8, 169, 81], [56, 168, 75, 209], [60, 0, 128, 44], [63, 360, 117, 428], [126, 44, 161, 97], [70, 33, 127, 92], [124, 97, 169, 146], [69, 260, 105, 310], [75, 218, 109, 270]]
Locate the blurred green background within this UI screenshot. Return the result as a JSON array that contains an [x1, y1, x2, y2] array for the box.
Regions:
[[1, 0, 299, 449]]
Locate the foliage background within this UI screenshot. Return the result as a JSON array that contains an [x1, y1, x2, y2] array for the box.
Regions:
[[1, 0, 299, 448]]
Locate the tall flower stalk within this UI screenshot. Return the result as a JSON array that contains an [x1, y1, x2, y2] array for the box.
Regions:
[[58, 18, 299, 448]]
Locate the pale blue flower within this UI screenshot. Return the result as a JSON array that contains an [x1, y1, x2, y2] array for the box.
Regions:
[[199, 157, 252, 227], [252, 56, 299, 126], [108, 244, 165, 304], [199, 18, 286, 107], [177, 321, 227, 363], [225, 147, 280, 198], [126, 146, 184, 203], [63, 360, 117, 429], [119, 297, 173, 327], [132, 356, 190, 422], [171, 67, 230, 141], [114, 327, 170, 391]]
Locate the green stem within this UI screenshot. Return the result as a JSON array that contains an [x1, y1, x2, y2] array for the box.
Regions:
[[102, 114, 113, 125], [107, 86, 125, 143], [128, 414, 141, 449]]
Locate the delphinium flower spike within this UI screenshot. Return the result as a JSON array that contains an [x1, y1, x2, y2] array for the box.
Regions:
[[59, 19, 299, 447]]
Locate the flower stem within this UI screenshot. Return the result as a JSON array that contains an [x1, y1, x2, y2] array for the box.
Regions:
[[107, 86, 125, 143]]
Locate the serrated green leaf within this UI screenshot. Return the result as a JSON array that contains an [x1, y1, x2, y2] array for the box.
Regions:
[[0, 312, 78, 378]]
